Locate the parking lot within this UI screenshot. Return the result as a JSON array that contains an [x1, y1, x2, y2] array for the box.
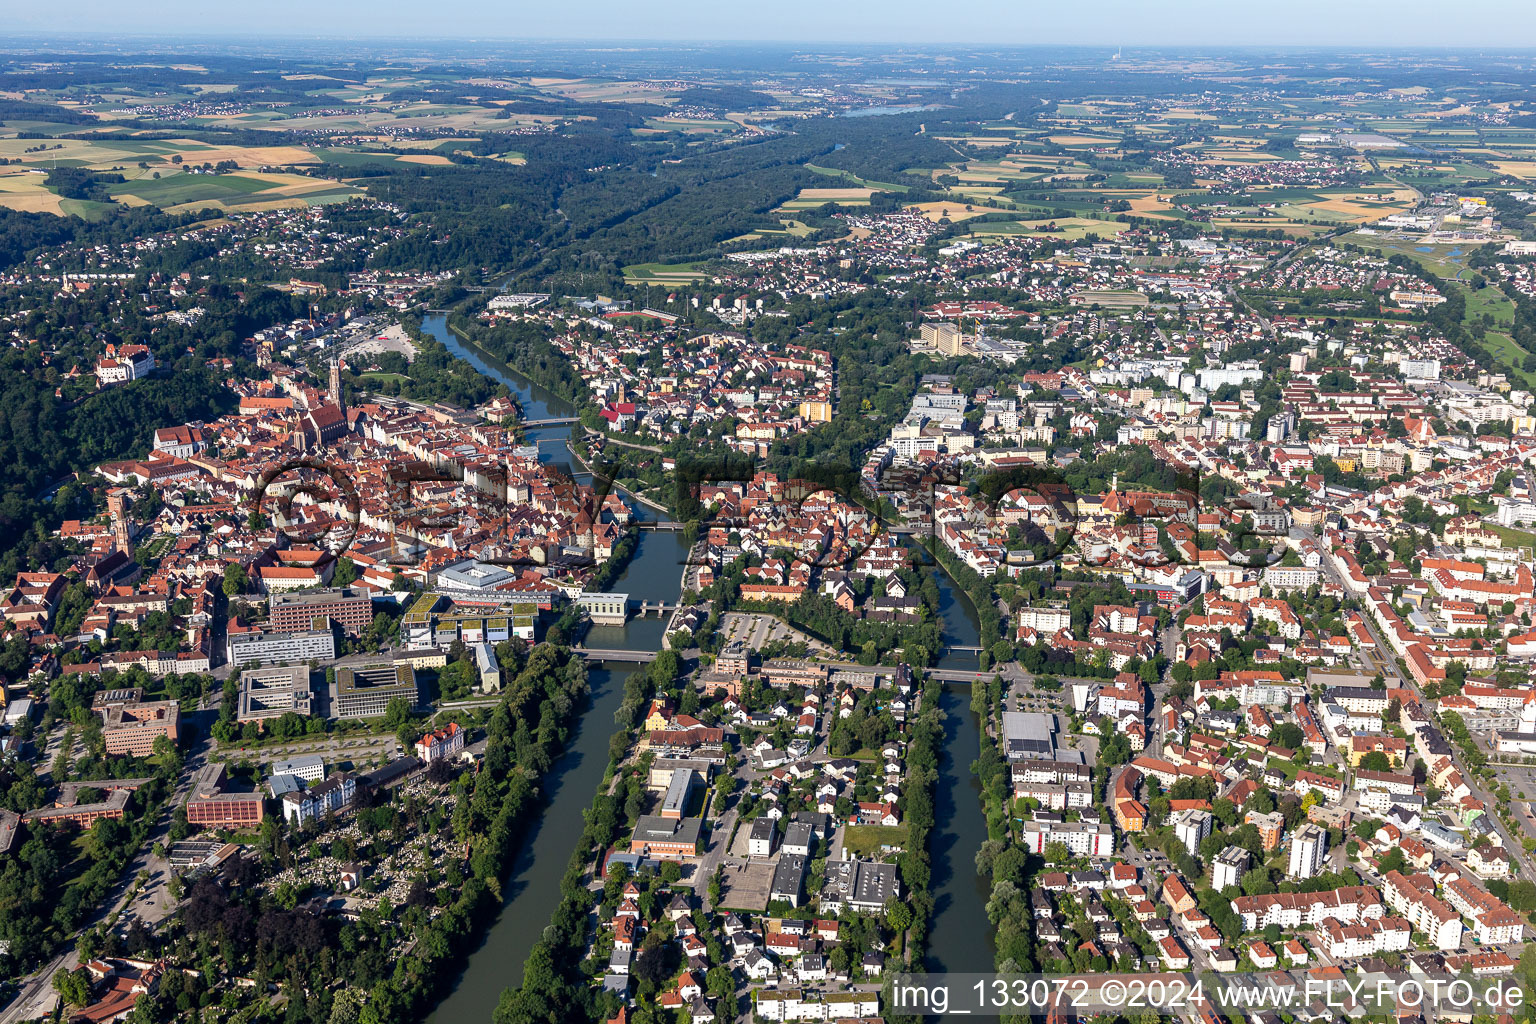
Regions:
[[715, 858, 774, 912], [719, 611, 838, 658]]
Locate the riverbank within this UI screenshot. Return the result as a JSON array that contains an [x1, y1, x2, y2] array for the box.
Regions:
[[922, 549, 998, 973], [423, 314, 673, 521], [566, 432, 674, 518]]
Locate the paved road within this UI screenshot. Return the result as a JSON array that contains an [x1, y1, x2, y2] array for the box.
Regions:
[[0, 951, 68, 1024], [696, 789, 741, 913]]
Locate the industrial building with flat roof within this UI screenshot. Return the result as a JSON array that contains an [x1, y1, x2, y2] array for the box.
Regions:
[[334, 663, 418, 719], [629, 814, 703, 858], [1000, 711, 1057, 761], [820, 858, 900, 914], [237, 665, 314, 723]]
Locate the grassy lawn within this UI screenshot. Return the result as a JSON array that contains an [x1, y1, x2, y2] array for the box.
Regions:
[[1485, 523, 1536, 552], [1479, 330, 1536, 389], [622, 260, 709, 282], [841, 823, 909, 857], [1465, 282, 1516, 326]]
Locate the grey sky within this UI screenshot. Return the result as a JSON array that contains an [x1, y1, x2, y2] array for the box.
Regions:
[[8, 0, 1536, 47]]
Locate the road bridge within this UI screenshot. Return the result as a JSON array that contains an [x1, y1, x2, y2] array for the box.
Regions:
[[572, 647, 658, 663]]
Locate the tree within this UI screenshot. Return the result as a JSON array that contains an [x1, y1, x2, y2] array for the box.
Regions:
[[1241, 867, 1275, 897], [1269, 723, 1303, 750], [53, 968, 92, 1007], [332, 557, 358, 587], [222, 564, 247, 597], [383, 696, 413, 730], [1359, 751, 1392, 772], [633, 943, 676, 988], [886, 899, 913, 934]]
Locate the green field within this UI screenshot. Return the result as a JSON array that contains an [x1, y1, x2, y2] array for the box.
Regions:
[[111, 172, 276, 205], [297, 186, 364, 205], [622, 260, 709, 282], [311, 147, 407, 167], [804, 163, 910, 192], [1486, 523, 1536, 552], [1478, 329, 1536, 389], [841, 823, 910, 857], [1338, 233, 1482, 276], [1465, 282, 1516, 325], [57, 198, 116, 221]]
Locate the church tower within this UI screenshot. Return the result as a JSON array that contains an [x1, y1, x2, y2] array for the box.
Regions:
[[328, 357, 343, 410], [107, 492, 132, 556]]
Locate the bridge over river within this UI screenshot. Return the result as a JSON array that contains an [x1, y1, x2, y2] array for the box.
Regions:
[[571, 647, 659, 663]]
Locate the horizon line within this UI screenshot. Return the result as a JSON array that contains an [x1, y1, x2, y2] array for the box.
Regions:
[[2, 33, 1535, 52]]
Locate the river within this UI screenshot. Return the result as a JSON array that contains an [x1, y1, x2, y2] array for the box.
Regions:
[[417, 314, 994, 1019], [422, 315, 690, 1023], [924, 567, 996, 974]]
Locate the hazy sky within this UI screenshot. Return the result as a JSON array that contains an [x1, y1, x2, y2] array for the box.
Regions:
[[7, 0, 1536, 48]]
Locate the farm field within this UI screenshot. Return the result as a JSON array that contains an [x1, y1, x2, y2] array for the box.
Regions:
[[112, 169, 362, 212], [778, 186, 879, 210], [1066, 289, 1150, 308], [908, 201, 996, 223], [967, 216, 1126, 240], [0, 159, 363, 215], [804, 164, 910, 192]]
